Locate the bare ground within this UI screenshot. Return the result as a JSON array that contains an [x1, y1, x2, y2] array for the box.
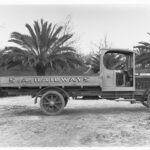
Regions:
[[0, 96, 150, 147]]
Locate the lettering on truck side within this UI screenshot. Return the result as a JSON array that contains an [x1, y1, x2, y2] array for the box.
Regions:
[[8, 76, 89, 85]]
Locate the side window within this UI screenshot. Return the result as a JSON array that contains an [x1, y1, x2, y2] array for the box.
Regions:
[[103, 52, 126, 70]]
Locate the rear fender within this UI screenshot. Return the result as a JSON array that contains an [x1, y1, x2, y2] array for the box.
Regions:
[[33, 87, 69, 104]]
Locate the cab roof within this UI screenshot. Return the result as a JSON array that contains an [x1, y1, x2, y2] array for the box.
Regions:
[[101, 48, 134, 54]]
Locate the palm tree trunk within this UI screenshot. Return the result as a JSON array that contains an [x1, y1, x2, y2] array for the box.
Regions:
[[35, 64, 46, 76]]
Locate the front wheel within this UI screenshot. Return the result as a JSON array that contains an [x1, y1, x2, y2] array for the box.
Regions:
[[40, 91, 65, 115]]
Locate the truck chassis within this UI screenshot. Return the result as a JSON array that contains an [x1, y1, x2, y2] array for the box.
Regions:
[[0, 75, 149, 115]]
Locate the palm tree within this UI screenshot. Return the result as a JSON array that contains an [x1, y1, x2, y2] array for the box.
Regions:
[[134, 41, 150, 69], [134, 32, 150, 69], [2, 19, 83, 75]]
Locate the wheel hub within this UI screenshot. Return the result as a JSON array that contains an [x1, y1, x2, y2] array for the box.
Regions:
[[49, 101, 55, 106]]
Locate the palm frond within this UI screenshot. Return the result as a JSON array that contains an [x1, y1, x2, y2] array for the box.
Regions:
[[53, 34, 73, 48], [26, 23, 38, 50], [51, 26, 63, 39]]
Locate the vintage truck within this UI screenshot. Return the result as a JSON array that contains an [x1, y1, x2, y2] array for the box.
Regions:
[[0, 48, 149, 115]]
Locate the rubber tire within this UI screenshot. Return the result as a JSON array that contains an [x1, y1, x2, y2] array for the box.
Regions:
[[40, 90, 65, 115], [64, 97, 68, 107]]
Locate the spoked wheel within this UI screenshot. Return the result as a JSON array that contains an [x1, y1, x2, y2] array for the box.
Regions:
[[40, 91, 65, 115]]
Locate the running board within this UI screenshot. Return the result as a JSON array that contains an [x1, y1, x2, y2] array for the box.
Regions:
[[114, 98, 141, 104], [115, 98, 136, 102], [74, 97, 141, 104]]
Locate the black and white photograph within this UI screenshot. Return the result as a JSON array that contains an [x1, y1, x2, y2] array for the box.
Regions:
[[0, 0, 150, 147]]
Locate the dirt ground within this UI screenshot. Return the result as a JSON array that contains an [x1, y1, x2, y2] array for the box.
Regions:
[[0, 96, 150, 147]]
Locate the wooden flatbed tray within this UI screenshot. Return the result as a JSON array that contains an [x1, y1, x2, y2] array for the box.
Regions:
[[0, 76, 100, 87]]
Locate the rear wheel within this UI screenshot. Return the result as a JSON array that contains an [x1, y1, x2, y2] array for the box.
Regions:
[[40, 91, 65, 115], [64, 97, 68, 107]]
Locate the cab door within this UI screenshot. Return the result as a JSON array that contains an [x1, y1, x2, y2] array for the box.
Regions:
[[101, 50, 115, 91], [102, 65, 115, 91], [101, 49, 135, 92]]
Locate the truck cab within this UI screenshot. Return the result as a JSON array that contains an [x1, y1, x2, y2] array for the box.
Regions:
[[100, 49, 135, 92]]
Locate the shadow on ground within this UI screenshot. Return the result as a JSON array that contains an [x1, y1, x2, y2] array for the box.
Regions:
[[1, 105, 149, 117], [63, 106, 150, 115]]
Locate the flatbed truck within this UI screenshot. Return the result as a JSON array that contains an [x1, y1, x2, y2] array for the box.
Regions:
[[0, 48, 149, 115]]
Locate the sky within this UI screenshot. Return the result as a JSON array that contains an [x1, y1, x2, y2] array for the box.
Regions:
[[0, 4, 150, 54]]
